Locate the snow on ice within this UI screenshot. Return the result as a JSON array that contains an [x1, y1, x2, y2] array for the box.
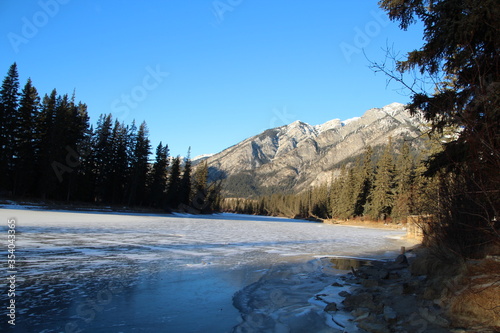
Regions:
[[0, 208, 415, 332]]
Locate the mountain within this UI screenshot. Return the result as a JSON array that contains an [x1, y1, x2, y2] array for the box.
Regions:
[[205, 103, 426, 197]]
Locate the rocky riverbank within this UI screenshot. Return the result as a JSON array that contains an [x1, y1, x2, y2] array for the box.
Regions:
[[313, 249, 500, 332]]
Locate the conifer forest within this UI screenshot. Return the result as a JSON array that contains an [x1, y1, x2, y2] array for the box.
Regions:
[[0, 63, 221, 213]]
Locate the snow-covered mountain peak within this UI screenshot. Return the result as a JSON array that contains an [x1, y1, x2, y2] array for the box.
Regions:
[[283, 120, 318, 137], [382, 102, 405, 116], [204, 102, 425, 196], [192, 153, 214, 164], [315, 118, 343, 133], [342, 116, 361, 126]]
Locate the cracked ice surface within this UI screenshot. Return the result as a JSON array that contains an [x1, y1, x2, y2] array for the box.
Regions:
[[0, 209, 415, 332]]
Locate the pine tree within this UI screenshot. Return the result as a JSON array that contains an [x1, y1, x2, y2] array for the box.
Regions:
[[166, 156, 182, 209], [339, 167, 356, 219], [392, 141, 414, 221], [13, 78, 39, 196], [67, 99, 91, 201], [191, 161, 209, 211], [149, 142, 169, 208], [353, 146, 374, 216], [51, 94, 89, 200], [367, 140, 395, 220], [109, 120, 130, 203], [76, 124, 95, 202], [36, 89, 58, 199], [0, 63, 20, 192], [127, 121, 151, 206], [311, 183, 329, 218], [179, 148, 192, 206], [379, 0, 500, 256], [330, 166, 355, 219], [93, 114, 114, 202]]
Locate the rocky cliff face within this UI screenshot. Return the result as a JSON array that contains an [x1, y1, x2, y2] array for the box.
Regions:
[[206, 103, 426, 197]]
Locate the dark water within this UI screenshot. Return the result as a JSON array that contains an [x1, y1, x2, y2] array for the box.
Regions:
[[6, 264, 263, 333], [4, 258, 351, 333]]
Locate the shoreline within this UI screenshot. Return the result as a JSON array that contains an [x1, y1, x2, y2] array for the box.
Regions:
[[309, 250, 500, 333], [323, 218, 406, 230]]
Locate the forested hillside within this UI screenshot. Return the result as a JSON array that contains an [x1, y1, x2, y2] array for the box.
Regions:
[[222, 136, 444, 223], [0, 63, 220, 212], [207, 102, 427, 198]]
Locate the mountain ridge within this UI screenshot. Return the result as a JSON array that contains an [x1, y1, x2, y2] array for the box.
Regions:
[[205, 103, 426, 197]]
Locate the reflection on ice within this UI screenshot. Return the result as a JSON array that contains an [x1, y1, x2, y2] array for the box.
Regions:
[[330, 257, 382, 270], [233, 258, 344, 332], [0, 209, 416, 332]]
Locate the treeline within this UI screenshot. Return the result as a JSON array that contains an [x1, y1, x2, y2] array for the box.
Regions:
[[223, 139, 440, 222], [0, 63, 221, 212]]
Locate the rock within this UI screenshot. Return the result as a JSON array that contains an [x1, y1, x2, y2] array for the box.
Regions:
[[377, 269, 390, 280], [432, 315, 450, 328], [362, 278, 379, 288], [338, 290, 351, 297], [383, 306, 397, 323], [422, 286, 440, 300], [389, 284, 404, 296], [354, 310, 371, 322], [324, 302, 338, 312], [402, 282, 416, 295], [408, 313, 428, 333], [363, 266, 389, 279], [395, 254, 409, 266], [331, 281, 343, 287], [351, 307, 370, 318], [419, 307, 450, 327], [315, 294, 326, 300], [343, 292, 377, 311], [357, 321, 391, 333]]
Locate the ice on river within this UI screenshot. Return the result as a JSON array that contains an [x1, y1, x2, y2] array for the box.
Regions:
[[0, 208, 416, 332]]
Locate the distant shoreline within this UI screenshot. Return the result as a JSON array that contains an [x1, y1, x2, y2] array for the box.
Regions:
[[323, 218, 406, 230]]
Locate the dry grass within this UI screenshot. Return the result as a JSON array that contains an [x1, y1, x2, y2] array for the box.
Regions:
[[324, 218, 405, 230], [447, 258, 500, 329], [410, 246, 500, 329], [410, 246, 465, 276]]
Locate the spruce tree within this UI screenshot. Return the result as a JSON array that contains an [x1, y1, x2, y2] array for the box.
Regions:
[[52, 94, 87, 200], [329, 171, 342, 218], [353, 146, 374, 216], [0, 63, 20, 192], [339, 168, 356, 219], [392, 141, 414, 221], [109, 120, 130, 203], [68, 100, 91, 201], [330, 166, 355, 219], [14, 78, 39, 196], [192, 160, 209, 211], [311, 183, 329, 218], [166, 156, 182, 209], [378, 0, 500, 256], [149, 142, 169, 208], [76, 124, 95, 202], [36, 90, 58, 199], [93, 114, 114, 202], [127, 121, 151, 206], [367, 140, 395, 220], [179, 148, 192, 206]]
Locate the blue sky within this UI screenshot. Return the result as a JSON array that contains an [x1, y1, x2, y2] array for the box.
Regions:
[[1, 1, 424, 158]]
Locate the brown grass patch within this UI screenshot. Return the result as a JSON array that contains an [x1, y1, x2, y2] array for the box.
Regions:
[[447, 258, 500, 329], [324, 217, 404, 230]]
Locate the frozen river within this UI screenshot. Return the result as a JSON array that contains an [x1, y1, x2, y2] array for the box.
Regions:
[[1, 208, 415, 332]]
